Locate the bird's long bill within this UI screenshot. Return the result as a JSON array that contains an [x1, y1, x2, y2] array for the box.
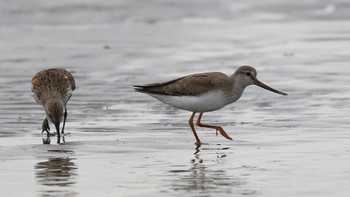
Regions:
[[254, 79, 288, 96], [55, 123, 60, 137], [55, 123, 61, 143]]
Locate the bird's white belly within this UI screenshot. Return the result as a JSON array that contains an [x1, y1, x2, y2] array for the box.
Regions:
[[149, 91, 230, 112]]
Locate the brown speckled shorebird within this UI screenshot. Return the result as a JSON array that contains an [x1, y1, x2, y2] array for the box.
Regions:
[[32, 68, 75, 143], [134, 66, 287, 147]]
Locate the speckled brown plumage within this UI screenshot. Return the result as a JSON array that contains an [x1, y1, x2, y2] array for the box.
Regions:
[[32, 68, 75, 105], [32, 68, 75, 143]]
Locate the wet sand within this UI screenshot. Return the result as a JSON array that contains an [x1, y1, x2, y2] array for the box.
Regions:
[[1, 0, 350, 196]]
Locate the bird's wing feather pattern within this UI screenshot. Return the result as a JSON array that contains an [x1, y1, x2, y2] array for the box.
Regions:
[[134, 72, 230, 96]]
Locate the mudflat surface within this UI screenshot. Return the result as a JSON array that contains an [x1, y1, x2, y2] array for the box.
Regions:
[[1, 1, 350, 196]]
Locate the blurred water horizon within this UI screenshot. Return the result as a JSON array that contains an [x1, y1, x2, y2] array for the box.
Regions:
[[1, 1, 350, 197]]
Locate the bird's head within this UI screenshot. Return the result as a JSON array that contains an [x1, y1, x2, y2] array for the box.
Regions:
[[234, 65, 287, 96], [44, 99, 64, 132]]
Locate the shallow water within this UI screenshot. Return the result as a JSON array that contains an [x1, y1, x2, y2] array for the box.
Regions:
[[1, 0, 350, 196]]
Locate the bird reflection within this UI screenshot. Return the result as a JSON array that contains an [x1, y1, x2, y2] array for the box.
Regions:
[[167, 149, 255, 195], [35, 157, 77, 196]]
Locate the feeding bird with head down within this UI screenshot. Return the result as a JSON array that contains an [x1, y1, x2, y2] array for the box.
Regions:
[[32, 68, 75, 144]]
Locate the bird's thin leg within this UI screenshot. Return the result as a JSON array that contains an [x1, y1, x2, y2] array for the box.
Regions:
[[42, 118, 51, 134], [189, 112, 201, 147], [196, 113, 233, 140], [61, 108, 67, 134], [55, 123, 61, 144]]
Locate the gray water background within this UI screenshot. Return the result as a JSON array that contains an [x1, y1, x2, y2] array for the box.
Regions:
[[1, 0, 350, 196]]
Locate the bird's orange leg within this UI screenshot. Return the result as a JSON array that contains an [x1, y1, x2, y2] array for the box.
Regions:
[[189, 112, 202, 147], [196, 113, 233, 140]]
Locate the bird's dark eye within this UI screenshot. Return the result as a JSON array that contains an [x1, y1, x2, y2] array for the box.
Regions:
[[246, 72, 251, 76]]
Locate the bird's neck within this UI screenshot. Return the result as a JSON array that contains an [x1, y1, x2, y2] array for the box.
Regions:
[[42, 90, 63, 105], [44, 98, 64, 109], [227, 74, 248, 103]]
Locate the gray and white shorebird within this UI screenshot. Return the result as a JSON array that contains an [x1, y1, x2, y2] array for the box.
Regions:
[[134, 65, 287, 146], [32, 68, 75, 143]]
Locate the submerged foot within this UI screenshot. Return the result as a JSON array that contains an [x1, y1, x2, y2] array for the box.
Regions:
[[195, 140, 202, 148], [42, 132, 51, 144]]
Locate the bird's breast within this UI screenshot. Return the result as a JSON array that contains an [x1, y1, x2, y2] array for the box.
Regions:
[[149, 90, 232, 112]]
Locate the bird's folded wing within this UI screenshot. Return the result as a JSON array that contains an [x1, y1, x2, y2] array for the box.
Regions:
[[134, 72, 229, 96]]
